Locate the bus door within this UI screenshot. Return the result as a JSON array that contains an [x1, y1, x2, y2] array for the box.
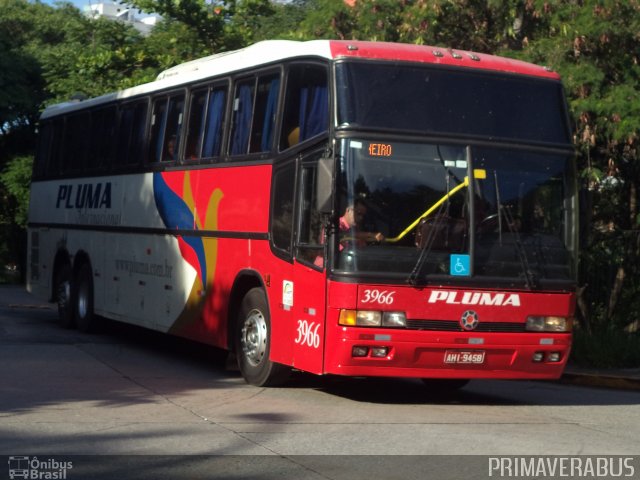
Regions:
[[289, 151, 331, 374]]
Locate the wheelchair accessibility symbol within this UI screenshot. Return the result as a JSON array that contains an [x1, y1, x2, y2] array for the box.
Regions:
[[450, 254, 470, 276]]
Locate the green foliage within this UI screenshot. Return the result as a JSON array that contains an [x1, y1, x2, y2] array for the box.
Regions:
[[0, 155, 32, 228], [125, 0, 275, 51], [571, 327, 640, 369]]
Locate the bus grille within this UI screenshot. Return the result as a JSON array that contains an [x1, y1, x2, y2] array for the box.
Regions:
[[406, 320, 526, 333]]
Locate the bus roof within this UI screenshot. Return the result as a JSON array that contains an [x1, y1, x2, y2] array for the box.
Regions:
[[41, 39, 560, 119]]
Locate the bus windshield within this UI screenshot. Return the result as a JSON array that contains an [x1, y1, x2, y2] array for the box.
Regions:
[[334, 139, 576, 288]]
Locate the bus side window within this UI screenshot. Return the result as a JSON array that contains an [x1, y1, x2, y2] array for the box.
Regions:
[[148, 94, 184, 163], [148, 98, 167, 163], [163, 95, 184, 162], [90, 106, 116, 171], [34, 122, 53, 179], [116, 102, 145, 167], [229, 79, 255, 156], [271, 160, 296, 256], [296, 154, 326, 268], [48, 117, 65, 177], [280, 65, 328, 151], [66, 112, 90, 172], [201, 86, 227, 160], [129, 101, 148, 166], [249, 74, 280, 153], [185, 89, 207, 160]]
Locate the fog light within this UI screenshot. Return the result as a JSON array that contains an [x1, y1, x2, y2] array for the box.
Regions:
[[352, 346, 369, 357], [371, 347, 389, 358], [532, 352, 544, 362], [548, 352, 561, 362]]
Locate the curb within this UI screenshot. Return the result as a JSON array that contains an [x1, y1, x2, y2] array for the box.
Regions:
[[559, 372, 640, 391]]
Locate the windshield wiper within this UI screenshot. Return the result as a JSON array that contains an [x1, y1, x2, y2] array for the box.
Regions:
[[408, 176, 451, 285], [493, 171, 537, 289], [408, 203, 449, 285]]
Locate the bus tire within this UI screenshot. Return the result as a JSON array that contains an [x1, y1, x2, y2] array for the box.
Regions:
[[55, 263, 75, 328], [421, 378, 469, 391], [75, 263, 97, 333], [235, 287, 290, 387]]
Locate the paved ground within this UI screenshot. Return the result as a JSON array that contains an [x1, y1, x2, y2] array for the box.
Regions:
[[1, 285, 639, 479]]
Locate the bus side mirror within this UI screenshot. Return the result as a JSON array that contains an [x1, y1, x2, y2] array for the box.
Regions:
[[316, 155, 334, 214]]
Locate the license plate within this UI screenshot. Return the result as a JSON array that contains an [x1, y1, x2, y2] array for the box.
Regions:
[[444, 350, 485, 364]]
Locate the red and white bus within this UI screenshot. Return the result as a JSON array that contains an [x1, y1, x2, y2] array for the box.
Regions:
[[27, 40, 577, 387]]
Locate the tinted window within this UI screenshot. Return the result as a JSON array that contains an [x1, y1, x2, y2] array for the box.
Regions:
[[185, 85, 227, 161], [336, 62, 570, 144], [202, 87, 226, 158], [229, 79, 255, 156], [90, 106, 117, 170], [116, 101, 147, 167], [34, 122, 53, 179], [66, 112, 90, 172], [185, 89, 207, 160], [280, 65, 329, 150], [230, 72, 280, 156], [149, 94, 184, 163], [48, 118, 65, 176], [271, 161, 296, 254], [249, 74, 280, 153]]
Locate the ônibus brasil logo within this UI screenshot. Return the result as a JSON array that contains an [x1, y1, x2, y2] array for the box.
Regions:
[[8, 456, 73, 479], [428, 290, 521, 307]]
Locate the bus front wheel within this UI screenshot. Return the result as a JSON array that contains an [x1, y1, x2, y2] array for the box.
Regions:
[[235, 288, 290, 387]]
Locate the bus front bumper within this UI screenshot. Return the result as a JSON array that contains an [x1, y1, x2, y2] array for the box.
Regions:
[[323, 326, 571, 380]]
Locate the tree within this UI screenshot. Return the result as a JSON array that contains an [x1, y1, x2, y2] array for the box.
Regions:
[[508, 1, 640, 332], [125, 0, 275, 52]]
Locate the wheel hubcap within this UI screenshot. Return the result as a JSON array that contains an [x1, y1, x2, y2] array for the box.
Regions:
[[241, 309, 267, 367]]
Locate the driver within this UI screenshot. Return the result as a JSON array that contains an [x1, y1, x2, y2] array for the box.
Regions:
[[340, 200, 385, 246]]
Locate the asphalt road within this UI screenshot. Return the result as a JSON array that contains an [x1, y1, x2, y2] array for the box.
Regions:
[[1, 285, 639, 480]]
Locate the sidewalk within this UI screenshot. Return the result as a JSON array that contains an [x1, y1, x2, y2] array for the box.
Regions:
[[561, 365, 640, 391]]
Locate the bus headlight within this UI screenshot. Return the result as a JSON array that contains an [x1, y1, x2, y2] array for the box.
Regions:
[[356, 311, 382, 326], [339, 310, 407, 328], [382, 312, 407, 327], [526, 316, 573, 332]]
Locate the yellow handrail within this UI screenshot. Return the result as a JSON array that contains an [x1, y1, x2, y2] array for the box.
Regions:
[[384, 169, 485, 243]]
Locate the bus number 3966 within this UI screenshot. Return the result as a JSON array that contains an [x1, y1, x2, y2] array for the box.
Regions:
[[295, 320, 320, 348], [362, 289, 396, 305]]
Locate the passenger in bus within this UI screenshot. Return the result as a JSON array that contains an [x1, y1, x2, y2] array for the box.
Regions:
[[339, 200, 385, 246], [164, 135, 177, 161]]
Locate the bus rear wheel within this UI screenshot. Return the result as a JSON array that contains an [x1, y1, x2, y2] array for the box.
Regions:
[[235, 288, 290, 387], [55, 264, 75, 328], [75, 263, 97, 333]]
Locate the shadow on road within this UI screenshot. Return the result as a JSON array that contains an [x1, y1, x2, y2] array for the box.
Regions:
[[2, 285, 638, 413]]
